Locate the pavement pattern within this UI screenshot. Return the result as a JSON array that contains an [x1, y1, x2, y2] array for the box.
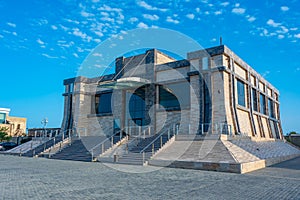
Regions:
[[0, 155, 299, 200]]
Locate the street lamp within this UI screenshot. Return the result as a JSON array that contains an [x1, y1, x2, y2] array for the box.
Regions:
[[41, 118, 48, 137]]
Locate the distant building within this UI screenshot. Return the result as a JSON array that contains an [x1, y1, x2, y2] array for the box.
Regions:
[[0, 108, 26, 137]]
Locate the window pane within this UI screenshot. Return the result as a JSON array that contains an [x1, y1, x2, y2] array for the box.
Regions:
[[252, 88, 258, 111], [268, 98, 275, 118], [237, 80, 245, 107], [260, 94, 266, 115], [0, 113, 6, 124], [202, 57, 208, 70], [97, 92, 112, 114]]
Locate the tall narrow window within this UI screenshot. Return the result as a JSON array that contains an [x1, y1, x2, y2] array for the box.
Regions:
[[202, 57, 208, 70], [268, 98, 275, 118], [260, 94, 266, 115], [0, 113, 6, 124], [237, 79, 246, 107], [252, 88, 258, 111], [96, 92, 112, 114]]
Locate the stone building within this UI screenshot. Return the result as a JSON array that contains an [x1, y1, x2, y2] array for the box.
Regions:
[[61, 45, 282, 141], [0, 108, 27, 137]]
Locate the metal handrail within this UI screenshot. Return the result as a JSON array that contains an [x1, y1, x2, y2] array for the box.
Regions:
[[139, 128, 171, 154]]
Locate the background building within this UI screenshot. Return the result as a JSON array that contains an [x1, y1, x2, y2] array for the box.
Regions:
[[0, 108, 27, 137]]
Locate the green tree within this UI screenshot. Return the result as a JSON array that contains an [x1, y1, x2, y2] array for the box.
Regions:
[[288, 131, 298, 136], [0, 127, 11, 142]]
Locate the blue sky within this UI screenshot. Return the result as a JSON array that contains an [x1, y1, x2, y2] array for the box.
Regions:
[[0, 0, 299, 133]]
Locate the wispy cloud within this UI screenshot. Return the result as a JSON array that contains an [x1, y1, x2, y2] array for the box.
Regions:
[[186, 14, 195, 20], [294, 34, 300, 38], [232, 7, 246, 15], [37, 38, 45, 45], [247, 16, 256, 22], [136, 1, 167, 12], [214, 11, 222, 15], [166, 16, 180, 24], [137, 22, 149, 29], [73, 53, 79, 58], [42, 53, 58, 59], [280, 6, 289, 11], [7, 22, 16, 28], [129, 17, 138, 23], [51, 25, 58, 30], [143, 14, 159, 21], [220, 2, 229, 7], [267, 19, 281, 27]]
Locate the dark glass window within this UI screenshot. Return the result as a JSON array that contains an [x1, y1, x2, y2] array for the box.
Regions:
[[159, 82, 190, 110], [268, 98, 275, 118], [96, 92, 112, 114], [260, 94, 266, 115], [237, 79, 246, 107], [252, 88, 258, 111], [0, 113, 6, 124]]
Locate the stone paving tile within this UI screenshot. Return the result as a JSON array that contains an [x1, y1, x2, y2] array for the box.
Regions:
[[0, 155, 299, 200]]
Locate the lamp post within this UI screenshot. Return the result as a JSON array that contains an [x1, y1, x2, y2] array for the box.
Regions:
[[41, 118, 48, 138]]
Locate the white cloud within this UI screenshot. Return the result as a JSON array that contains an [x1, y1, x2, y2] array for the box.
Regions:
[[294, 34, 300, 38], [278, 35, 284, 39], [214, 11, 222, 15], [186, 13, 195, 19], [195, 8, 200, 13], [129, 17, 139, 23], [267, 19, 281, 27], [235, 3, 240, 7], [232, 7, 246, 14], [64, 19, 80, 24], [137, 22, 149, 29], [166, 16, 180, 24], [220, 2, 229, 7], [290, 27, 298, 31], [73, 28, 87, 39], [42, 53, 58, 59], [95, 31, 103, 37], [37, 38, 44, 45], [98, 5, 122, 13], [12, 32, 17, 36], [81, 11, 94, 17], [7, 22, 16, 28], [73, 53, 79, 58], [262, 70, 270, 77], [136, 1, 167, 12], [143, 14, 159, 21], [51, 25, 58, 30], [93, 53, 103, 57], [94, 39, 101, 43], [281, 6, 289, 11], [247, 16, 256, 22]]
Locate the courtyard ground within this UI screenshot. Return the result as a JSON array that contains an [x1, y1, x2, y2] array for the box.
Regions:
[[0, 155, 299, 200]]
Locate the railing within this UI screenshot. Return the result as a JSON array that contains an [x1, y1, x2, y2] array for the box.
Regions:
[[173, 123, 232, 135], [89, 125, 152, 161], [140, 126, 177, 164], [18, 129, 73, 157], [89, 131, 124, 161]]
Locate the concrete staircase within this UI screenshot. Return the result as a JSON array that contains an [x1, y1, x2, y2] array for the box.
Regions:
[[50, 139, 92, 162], [5, 138, 48, 155], [49, 136, 124, 162], [112, 134, 171, 165]]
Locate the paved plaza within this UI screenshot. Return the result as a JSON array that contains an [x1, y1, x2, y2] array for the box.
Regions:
[[0, 155, 299, 200]]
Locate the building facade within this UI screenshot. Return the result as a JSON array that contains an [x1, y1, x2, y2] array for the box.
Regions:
[[61, 45, 283, 141], [0, 108, 27, 137]]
